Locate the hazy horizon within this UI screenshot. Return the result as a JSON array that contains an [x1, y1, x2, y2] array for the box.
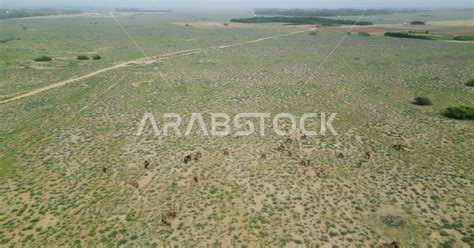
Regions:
[[1, 0, 473, 9]]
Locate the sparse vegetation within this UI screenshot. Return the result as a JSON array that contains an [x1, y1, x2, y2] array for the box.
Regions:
[[0, 8, 472, 248]]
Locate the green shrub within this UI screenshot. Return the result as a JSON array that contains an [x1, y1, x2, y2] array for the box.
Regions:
[[465, 79, 474, 87], [413, 97, 433, 106], [77, 55, 89, 60], [443, 106, 474, 120], [358, 32, 370, 37], [92, 55, 102, 60], [384, 32, 428, 40], [453, 36, 474, 41], [309, 31, 317, 35], [34, 55, 52, 62], [411, 21, 426, 25]]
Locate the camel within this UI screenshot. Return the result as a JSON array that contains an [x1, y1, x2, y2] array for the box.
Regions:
[[184, 154, 193, 164], [366, 151, 372, 159], [129, 180, 139, 188], [144, 160, 149, 169], [393, 143, 402, 151], [194, 151, 202, 161], [300, 160, 311, 167], [161, 209, 177, 227]]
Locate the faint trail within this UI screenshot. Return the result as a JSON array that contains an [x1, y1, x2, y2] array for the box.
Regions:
[[309, 10, 367, 79], [110, 12, 149, 59], [0, 28, 313, 105]]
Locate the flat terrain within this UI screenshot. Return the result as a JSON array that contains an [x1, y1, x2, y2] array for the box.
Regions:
[[0, 10, 473, 247]]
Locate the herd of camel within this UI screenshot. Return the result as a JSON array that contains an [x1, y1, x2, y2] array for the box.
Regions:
[[98, 140, 404, 235]]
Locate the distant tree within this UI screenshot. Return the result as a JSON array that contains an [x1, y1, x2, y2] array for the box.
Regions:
[[92, 55, 102, 60], [413, 97, 433, 106], [443, 106, 474, 120], [309, 31, 317, 35], [34, 55, 52, 62], [230, 16, 373, 26], [358, 32, 370, 37], [223, 23, 229, 26], [77, 55, 89, 60], [384, 32, 428, 40], [410, 21, 426, 25]]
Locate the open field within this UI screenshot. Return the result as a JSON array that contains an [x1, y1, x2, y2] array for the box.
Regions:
[[0, 9, 473, 247]]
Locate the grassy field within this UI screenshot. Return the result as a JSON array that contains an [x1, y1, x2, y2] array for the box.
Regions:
[[0, 9, 473, 247]]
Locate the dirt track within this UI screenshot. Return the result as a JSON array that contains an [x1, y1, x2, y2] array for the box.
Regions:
[[0, 29, 313, 105]]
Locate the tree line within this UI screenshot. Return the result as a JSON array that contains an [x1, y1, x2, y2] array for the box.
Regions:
[[0, 9, 82, 19], [230, 16, 373, 26], [254, 8, 430, 17]]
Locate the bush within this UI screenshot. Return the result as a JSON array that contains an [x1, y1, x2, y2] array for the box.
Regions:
[[443, 106, 474, 120], [34, 55, 52, 62], [411, 21, 426, 25], [413, 97, 433, 106], [77, 55, 89, 60], [453, 36, 474, 41], [358, 32, 370, 37], [309, 31, 317, 35], [465, 79, 474, 87], [92, 55, 102, 60]]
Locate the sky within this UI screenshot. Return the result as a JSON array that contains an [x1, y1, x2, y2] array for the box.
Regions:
[[1, 0, 473, 9]]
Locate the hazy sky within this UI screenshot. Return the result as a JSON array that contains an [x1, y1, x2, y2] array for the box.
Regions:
[[2, 0, 473, 9]]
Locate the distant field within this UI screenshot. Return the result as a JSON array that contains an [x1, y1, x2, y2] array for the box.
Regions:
[[0, 9, 473, 247]]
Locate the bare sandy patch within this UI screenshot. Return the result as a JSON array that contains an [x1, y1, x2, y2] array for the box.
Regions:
[[427, 19, 474, 27]]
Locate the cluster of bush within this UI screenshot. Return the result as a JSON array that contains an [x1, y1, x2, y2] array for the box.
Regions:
[[78, 55, 102, 60], [412, 94, 473, 120], [230, 16, 373, 26], [384, 32, 428, 40], [34, 54, 102, 62]]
